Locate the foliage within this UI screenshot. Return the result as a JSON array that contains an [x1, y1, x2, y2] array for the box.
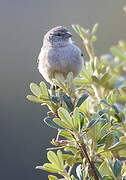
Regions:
[[27, 22, 126, 179]]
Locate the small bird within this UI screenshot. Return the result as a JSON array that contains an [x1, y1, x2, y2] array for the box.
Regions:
[[38, 26, 84, 85]]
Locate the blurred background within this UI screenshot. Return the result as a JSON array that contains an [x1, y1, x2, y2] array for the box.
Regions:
[[0, 0, 126, 179]]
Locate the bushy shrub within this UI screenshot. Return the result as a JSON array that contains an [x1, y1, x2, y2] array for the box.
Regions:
[[27, 23, 126, 180]]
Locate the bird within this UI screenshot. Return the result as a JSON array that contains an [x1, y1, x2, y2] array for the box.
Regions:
[[38, 26, 84, 85]]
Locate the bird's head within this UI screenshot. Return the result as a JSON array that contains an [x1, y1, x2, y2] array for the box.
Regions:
[[43, 26, 72, 47]]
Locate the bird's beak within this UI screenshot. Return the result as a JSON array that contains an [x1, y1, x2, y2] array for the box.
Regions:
[[65, 31, 72, 38]]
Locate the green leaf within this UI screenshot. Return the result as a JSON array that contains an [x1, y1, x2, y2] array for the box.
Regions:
[[44, 117, 64, 129], [91, 23, 99, 35], [98, 132, 114, 147], [53, 118, 71, 129], [62, 94, 74, 112], [104, 133, 115, 149], [108, 142, 126, 151], [59, 130, 73, 139], [62, 153, 74, 161], [64, 155, 75, 166], [100, 73, 112, 85], [57, 150, 64, 170], [39, 81, 49, 96], [106, 90, 119, 104], [102, 176, 114, 180], [48, 175, 59, 180], [47, 151, 60, 168], [72, 107, 81, 131], [113, 160, 121, 177], [100, 123, 111, 138], [76, 94, 89, 107], [80, 63, 93, 81], [36, 164, 59, 173], [86, 116, 102, 130], [30, 83, 42, 97], [100, 100, 111, 107], [111, 46, 126, 62], [87, 120, 102, 143], [74, 77, 91, 86], [26, 95, 43, 103], [91, 35, 97, 42], [99, 161, 114, 177], [58, 107, 74, 128], [47, 151, 64, 171], [42, 163, 61, 173], [53, 73, 66, 90], [101, 100, 119, 114], [54, 73, 65, 82], [64, 147, 78, 155]]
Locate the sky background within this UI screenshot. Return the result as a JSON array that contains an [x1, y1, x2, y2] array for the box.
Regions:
[[0, 0, 126, 179]]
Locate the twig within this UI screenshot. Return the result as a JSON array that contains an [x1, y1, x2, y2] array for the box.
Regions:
[[79, 141, 99, 180], [73, 133, 99, 180]]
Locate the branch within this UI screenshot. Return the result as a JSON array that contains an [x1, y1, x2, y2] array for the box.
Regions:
[[79, 141, 99, 180], [73, 133, 99, 180]]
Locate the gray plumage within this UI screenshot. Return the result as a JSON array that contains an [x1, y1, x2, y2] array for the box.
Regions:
[[38, 26, 84, 84]]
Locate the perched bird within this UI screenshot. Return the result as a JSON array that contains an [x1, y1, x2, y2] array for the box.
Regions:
[[38, 26, 84, 84]]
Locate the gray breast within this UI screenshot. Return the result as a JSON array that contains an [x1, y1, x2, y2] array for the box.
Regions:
[[47, 44, 83, 76], [38, 43, 83, 83]]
